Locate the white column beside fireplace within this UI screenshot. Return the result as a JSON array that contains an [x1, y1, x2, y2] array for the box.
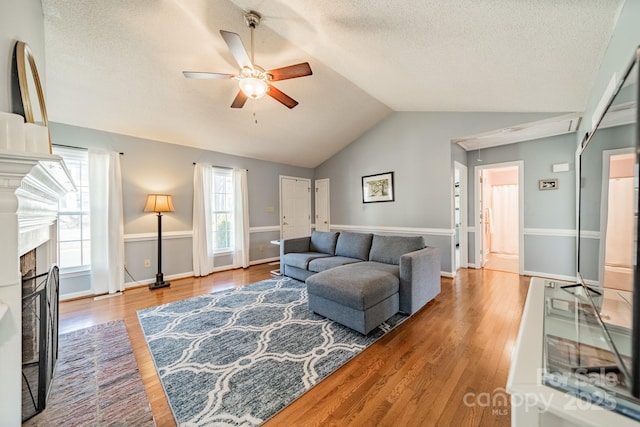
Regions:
[[0, 150, 74, 425]]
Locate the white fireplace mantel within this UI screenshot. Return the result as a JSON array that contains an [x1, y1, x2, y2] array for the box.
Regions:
[[0, 151, 76, 255], [0, 149, 75, 425]]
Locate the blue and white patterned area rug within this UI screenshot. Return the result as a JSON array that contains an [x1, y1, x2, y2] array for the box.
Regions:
[[137, 276, 406, 426]]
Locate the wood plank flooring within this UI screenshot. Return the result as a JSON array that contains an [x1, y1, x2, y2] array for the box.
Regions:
[[58, 265, 530, 427]]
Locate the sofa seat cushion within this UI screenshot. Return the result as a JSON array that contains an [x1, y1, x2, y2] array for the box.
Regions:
[[359, 261, 400, 277], [335, 231, 373, 261], [283, 252, 331, 270], [308, 256, 361, 273], [306, 265, 399, 311], [369, 235, 425, 265]]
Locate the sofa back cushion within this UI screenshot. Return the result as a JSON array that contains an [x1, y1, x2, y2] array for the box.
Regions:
[[335, 231, 373, 260], [309, 230, 340, 255], [369, 235, 425, 265]]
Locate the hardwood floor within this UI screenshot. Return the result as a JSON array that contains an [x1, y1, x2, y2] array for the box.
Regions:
[[58, 265, 530, 427]]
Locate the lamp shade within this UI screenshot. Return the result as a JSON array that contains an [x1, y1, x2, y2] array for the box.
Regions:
[[144, 194, 174, 213]]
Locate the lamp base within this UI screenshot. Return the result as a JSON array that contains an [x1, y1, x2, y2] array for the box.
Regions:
[[149, 281, 171, 290], [149, 273, 171, 290]]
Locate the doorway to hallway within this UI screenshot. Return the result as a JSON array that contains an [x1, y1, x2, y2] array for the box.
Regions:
[[475, 162, 523, 274]]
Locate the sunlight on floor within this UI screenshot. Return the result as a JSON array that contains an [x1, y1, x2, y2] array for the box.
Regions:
[[484, 252, 518, 274]]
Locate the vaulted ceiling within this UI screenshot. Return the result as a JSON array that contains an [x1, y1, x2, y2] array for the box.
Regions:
[[41, 0, 624, 168]]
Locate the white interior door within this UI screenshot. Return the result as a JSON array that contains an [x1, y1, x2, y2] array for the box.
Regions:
[[315, 178, 330, 232], [280, 176, 311, 239]]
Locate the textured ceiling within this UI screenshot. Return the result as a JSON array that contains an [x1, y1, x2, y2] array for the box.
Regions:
[[41, 0, 623, 168]]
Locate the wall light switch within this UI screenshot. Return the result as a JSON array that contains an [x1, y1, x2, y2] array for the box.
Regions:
[[552, 163, 570, 173]]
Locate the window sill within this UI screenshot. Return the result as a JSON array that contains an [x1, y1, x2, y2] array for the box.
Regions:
[[59, 266, 91, 279]]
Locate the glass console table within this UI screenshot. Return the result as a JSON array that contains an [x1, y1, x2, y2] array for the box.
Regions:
[[542, 279, 640, 421]]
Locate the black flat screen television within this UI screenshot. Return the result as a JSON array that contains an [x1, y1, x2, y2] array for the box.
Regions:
[[576, 46, 640, 398]]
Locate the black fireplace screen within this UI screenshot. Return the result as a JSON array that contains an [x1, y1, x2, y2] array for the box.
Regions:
[[21, 264, 59, 422]]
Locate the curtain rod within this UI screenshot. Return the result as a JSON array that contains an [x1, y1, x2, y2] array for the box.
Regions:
[[192, 162, 247, 171], [53, 143, 124, 155]]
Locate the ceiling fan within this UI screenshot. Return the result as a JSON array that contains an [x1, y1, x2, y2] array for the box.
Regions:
[[183, 11, 312, 109]]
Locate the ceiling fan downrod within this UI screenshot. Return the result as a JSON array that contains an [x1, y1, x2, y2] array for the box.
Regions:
[[244, 11, 261, 65]]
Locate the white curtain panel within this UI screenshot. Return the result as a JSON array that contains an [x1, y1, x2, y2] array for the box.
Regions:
[[232, 168, 250, 269], [88, 150, 124, 294], [490, 184, 519, 255], [193, 163, 215, 276]]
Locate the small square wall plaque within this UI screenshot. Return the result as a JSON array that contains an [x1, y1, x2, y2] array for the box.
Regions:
[[539, 179, 558, 190]]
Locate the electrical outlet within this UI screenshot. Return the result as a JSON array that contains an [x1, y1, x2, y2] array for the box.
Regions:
[[144, 259, 151, 268]]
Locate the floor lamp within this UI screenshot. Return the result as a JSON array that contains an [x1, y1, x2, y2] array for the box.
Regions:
[[144, 194, 174, 290]]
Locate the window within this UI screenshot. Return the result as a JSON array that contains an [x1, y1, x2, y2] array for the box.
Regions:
[[212, 167, 234, 252], [53, 146, 91, 269]]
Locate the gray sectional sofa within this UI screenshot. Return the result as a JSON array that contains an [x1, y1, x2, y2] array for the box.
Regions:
[[280, 230, 441, 334]]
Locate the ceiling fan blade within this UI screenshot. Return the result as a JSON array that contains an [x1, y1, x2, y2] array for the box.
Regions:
[[231, 90, 248, 109], [268, 62, 312, 82], [220, 30, 252, 70], [182, 71, 234, 79], [267, 85, 298, 109]]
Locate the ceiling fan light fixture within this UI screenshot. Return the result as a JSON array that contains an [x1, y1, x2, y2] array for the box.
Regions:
[[239, 76, 268, 99], [183, 10, 312, 109]]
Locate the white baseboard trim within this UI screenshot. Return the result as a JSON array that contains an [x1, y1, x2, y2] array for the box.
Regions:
[[522, 270, 577, 282], [124, 271, 194, 289], [125, 259, 280, 286], [59, 290, 94, 301], [441, 271, 455, 278], [251, 256, 279, 266], [331, 224, 454, 236]]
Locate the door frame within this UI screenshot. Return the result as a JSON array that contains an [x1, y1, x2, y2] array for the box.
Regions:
[[453, 161, 468, 270], [314, 178, 330, 232], [279, 175, 312, 239], [474, 160, 524, 274]]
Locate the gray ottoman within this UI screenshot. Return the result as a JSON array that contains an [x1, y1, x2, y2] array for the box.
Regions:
[[306, 265, 400, 334]]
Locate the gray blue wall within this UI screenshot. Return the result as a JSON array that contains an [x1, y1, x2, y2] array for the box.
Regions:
[[1, 0, 45, 113], [314, 111, 556, 275], [50, 123, 314, 297], [466, 132, 577, 279]]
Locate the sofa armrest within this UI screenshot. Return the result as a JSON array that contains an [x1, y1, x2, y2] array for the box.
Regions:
[[398, 246, 441, 314], [280, 236, 312, 258]]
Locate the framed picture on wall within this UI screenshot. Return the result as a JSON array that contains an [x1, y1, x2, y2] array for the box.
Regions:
[[539, 178, 558, 190], [362, 172, 395, 203]]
